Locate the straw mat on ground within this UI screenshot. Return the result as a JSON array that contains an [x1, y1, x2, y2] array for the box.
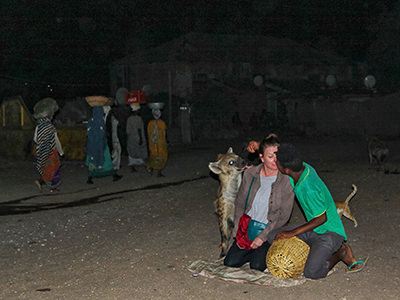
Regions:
[[188, 259, 307, 287]]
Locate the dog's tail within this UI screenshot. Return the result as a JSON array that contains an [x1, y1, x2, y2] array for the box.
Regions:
[[344, 184, 357, 205]]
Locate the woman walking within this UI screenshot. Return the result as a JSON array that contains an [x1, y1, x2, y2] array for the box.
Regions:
[[126, 103, 147, 172], [85, 105, 122, 184], [146, 106, 168, 177], [33, 98, 64, 192]]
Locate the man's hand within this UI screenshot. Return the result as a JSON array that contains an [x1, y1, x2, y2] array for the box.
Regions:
[[275, 213, 327, 241], [250, 237, 264, 249], [275, 231, 295, 241], [247, 141, 260, 153]]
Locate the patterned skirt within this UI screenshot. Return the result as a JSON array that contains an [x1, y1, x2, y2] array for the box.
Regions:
[[40, 149, 62, 189]]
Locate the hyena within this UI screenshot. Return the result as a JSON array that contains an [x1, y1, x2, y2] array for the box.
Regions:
[[208, 147, 247, 257], [367, 137, 389, 170]]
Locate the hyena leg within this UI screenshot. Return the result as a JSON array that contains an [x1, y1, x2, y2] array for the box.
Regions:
[[219, 217, 235, 257], [368, 151, 373, 164]]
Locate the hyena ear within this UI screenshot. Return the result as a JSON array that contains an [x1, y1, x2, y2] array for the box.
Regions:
[[227, 147, 233, 154], [208, 162, 222, 174]]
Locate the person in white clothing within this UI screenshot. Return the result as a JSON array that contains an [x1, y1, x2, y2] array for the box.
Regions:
[[126, 103, 148, 172]]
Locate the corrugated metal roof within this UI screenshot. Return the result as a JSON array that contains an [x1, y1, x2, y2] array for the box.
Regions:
[[112, 32, 348, 66]]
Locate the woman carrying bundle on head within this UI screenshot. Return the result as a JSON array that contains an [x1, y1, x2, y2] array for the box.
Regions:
[[33, 98, 64, 193], [146, 104, 168, 177], [85, 98, 122, 184], [126, 103, 147, 172]]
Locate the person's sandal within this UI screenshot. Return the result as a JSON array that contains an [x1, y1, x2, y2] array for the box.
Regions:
[[346, 256, 369, 273]]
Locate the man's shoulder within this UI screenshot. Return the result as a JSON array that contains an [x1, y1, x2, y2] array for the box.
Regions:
[[303, 162, 313, 171]]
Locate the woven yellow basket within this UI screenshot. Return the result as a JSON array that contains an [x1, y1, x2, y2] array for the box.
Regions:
[[85, 96, 112, 107], [266, 236, 310, 279]]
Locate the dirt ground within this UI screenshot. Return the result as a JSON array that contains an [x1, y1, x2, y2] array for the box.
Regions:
[[1, 135, 399, 300]]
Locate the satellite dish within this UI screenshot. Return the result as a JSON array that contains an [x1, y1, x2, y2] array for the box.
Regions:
[[364, 75, 376, 89], [253, 75, 264, 87], [116, 87, 128, 105], [325, 74, 337, 87], [142, 84, 153, 96]]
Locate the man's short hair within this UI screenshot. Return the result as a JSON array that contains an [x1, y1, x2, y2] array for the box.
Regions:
[[277, 143, 303, 172]]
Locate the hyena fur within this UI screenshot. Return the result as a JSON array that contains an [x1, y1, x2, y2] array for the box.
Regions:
[[208, 147, 247, 257], [367, 137, 389, 170]]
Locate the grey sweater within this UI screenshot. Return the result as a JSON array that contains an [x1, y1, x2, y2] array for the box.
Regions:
[[233, 164, 295, 242]]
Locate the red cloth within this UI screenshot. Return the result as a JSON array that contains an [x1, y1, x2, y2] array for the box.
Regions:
[[41, 149, 61, 181], [235, 213, 252, 250]]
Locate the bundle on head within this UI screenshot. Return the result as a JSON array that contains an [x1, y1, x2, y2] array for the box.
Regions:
[[85, 96, 112, 107]]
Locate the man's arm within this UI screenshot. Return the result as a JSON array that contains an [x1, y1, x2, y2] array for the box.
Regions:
[[54, 132, 64, 156], [33, 126, 38, 144], [247, 141, 260, 153], [275, 212, 327, 240]]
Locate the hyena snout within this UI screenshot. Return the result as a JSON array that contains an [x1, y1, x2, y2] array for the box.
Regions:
[[230, 156, 247, 173]]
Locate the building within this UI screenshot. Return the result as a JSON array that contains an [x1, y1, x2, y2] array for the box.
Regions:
[[110, 32, 361, 139]]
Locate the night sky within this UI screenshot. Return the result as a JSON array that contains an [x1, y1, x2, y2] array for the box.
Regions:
[[1, 0, 399, 96]]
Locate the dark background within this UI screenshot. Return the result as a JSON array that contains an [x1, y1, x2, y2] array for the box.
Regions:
[[1, 0, 400, 100]]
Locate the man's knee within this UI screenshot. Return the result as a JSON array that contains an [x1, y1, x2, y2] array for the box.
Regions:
[[304, 269, 326, 280], [303, 262, 328, 279]]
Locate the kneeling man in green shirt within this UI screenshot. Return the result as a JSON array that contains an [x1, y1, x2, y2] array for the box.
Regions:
[[268, 143, 367, 279]]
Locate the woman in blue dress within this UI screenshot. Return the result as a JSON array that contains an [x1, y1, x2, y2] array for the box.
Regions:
[[85, 106, 122, 184]]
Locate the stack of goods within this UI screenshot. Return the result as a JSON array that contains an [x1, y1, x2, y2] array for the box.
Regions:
[[85, 96, 112, 107]]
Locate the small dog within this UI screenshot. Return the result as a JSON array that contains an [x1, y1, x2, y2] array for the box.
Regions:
[[208, 147, 247, 257], [335, 184, 358, 227], [367, 137, 389, 170]]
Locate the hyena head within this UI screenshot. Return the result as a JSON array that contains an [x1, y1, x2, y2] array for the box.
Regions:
[[208, 147, 247, 179]]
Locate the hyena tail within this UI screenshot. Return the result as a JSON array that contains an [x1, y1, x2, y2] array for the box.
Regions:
[[344, 184, 357, 205]]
